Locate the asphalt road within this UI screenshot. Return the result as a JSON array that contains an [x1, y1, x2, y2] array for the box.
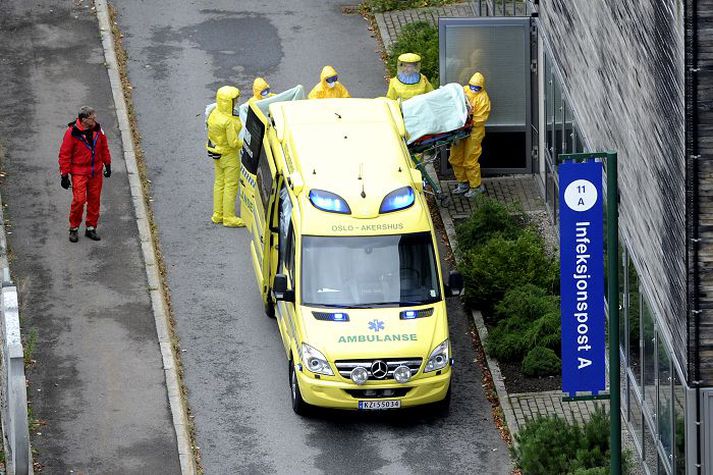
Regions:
[[0, 1, 180, 472], [115, 1, 511, 473]]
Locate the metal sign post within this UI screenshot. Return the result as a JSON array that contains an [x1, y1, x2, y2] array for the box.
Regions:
[[558, 152, 620, 475]]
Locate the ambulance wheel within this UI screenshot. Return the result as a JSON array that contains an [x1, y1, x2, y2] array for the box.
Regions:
[[289, 359, 311, 416], [430, 385, 452, 417]]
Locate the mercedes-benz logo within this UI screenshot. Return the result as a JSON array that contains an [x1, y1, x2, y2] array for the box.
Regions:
[[370, 360, 388, 380]]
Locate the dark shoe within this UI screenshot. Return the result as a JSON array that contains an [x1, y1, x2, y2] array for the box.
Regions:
[[69, 228, 79, 243], [85, 227, 101, 241]]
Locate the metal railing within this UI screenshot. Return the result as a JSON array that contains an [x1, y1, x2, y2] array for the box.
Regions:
[[0, 196, 31, 475]]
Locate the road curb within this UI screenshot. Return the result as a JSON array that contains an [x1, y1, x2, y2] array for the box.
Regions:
[[94, 1, 196, 473], [432, 169, 519, 440]]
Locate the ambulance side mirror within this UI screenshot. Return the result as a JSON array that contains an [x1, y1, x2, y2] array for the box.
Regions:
[[445, 271, 464, 297], [273, 274, 295, 302]]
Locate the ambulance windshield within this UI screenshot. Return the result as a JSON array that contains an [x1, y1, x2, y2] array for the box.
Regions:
[[301, 232, 441, 308]]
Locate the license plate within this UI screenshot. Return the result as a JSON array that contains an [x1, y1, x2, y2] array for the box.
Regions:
[[358, 400, 401, 410]]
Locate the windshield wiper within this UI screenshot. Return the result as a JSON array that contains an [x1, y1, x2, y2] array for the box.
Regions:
[[360, 300, 431, 307]]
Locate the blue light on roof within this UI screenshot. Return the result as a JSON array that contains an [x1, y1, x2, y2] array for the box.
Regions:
[[309, 189, 351, 214], [379, 186, 415, 213]]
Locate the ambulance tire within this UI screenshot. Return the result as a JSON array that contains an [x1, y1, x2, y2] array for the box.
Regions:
[[289, 358, 311, 416], [430, 385, 452, 417], [265, 296, 276, 319]]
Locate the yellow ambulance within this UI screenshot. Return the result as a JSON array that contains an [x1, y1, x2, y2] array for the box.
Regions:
[[239, 96, 463, 415]]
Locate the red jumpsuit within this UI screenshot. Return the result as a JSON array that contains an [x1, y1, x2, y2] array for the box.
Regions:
[[58, 120, 112, 229]]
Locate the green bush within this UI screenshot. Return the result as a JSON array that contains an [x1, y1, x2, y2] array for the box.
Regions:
[[523, 311, 561, 353], [486, 325, 530, 362], [455, 195, 527, 254], [492, 284, 559, 325], [513, 406, 612, 474], [386, 22, 439, 87], [513, 416, 581, 474], [459, 230, 559, 314], [521, 346, 561, 377], [365, 0, 457, 13]]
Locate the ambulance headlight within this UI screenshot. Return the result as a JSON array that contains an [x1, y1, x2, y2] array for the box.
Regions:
[[299, 343, 333, 376], [350, 366, 369, 385], [309, 189, 351, 214], [379, 186, 415, 213], [424, 339, 449, 373], [393, 365, 412, 383]]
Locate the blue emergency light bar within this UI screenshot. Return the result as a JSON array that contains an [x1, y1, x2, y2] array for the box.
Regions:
[[312, 311, 350, 322], [400, 308, 434, 320], [379, 186, 415, 213], [309, 189, 351, 214]]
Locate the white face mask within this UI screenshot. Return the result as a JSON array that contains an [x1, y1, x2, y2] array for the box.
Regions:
[[327, 82, 336, 89]]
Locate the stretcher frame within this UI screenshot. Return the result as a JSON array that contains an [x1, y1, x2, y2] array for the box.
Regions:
[[407, 123, 472, 207]]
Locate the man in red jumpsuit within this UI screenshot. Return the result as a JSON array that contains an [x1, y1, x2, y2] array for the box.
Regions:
[[58, 106, 112, 242]]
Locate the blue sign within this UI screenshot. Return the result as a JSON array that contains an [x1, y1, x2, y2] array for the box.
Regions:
[[559, 161, 605, 397]]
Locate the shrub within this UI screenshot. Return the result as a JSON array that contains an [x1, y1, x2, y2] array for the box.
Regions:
[[455, 195, 527, 254], [513, 406, 612, 474], [492, 283, 559, 325], [486, 325, 529, 362], [386, 22, 439, 87], [521, 346, 561, 377], [365, 0, 457, 13], [513, 416, 581, 474], [523, 311, 561, 353], [459, 230, 559, 314]]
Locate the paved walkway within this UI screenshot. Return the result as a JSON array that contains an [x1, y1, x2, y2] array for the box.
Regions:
[[508, 391, 608, 432], [0, 2, 181, 472]]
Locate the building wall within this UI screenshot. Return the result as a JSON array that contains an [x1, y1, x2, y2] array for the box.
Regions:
[[539, 0, 688, 377], [694, 0, 713, 384]]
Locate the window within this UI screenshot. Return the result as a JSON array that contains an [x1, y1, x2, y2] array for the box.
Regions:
[[278, 185, 293, 272], [630, 394, 644, 456], [657, 339, 673, 469], [619, 246, 627, 355], [644, 421, 658, 474], [628, 253, 642, 387], [642, 299, 656, 413], [301, 233, 441, 308], [673, 371, 685, 474], [256, 144, 273, 206]]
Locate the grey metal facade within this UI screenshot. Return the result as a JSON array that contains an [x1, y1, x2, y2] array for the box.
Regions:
[[538, 0, 688, 378]]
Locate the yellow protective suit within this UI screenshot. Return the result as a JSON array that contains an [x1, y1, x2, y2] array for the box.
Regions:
[[449, 72, 491, 189], [206, 85, 245, 227], [248, 77, 275, 104], [386, 75, 434, 101], [308, 65, 351, 99]]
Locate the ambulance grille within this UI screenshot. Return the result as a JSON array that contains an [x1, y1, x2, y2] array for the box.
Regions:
[[335, 358, 422, 381]]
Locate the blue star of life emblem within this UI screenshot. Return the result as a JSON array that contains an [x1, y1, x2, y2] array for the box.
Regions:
[[368, 319, 385, 332]]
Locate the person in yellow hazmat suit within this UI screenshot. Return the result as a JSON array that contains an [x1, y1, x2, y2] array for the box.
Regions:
[[449, 72, 491, 198], [308, 65, 351, 99], [386, 53, 434, 102], [206, 85, 245, 227], [248, 77, 275, 104]]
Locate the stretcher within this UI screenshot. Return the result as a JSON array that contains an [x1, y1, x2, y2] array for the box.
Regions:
[[407, 119, 473, 207], [401, 83, 472, 206]]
